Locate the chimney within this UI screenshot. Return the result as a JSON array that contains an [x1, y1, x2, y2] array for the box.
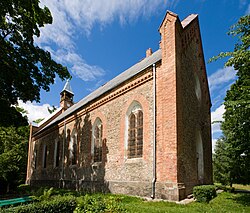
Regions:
[[60, 80, 74, 112], [146, 48, 153, 57]]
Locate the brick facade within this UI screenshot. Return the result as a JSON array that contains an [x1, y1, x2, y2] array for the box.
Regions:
[[26, 11, 212, 201]]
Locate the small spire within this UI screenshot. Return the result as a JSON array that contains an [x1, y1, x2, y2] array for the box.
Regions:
[[61, 79, 74, 95], [60, 79, 74, 111]]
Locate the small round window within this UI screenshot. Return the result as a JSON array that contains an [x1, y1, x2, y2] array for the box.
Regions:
[[194, 73, 201, 102]]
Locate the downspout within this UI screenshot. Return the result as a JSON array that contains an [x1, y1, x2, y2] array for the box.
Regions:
[[151, 63, 156, 199], [60, 116, 66, 188]]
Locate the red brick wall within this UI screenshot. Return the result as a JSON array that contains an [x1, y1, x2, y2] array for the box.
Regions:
[[176, 16, 212, 196], [26, 11, 212, 201]]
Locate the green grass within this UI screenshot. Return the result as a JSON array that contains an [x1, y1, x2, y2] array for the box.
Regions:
[[233, 184, 250, 191], [121, 192, 250, 213], [3, 187, 249, 213]]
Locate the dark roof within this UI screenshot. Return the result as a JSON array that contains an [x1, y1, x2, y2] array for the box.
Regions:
[[36, 49, 162, 134]]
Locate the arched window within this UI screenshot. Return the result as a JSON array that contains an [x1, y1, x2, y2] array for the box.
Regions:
[[92, 118, 103, 162], [127, 101, 143, 159], [69, 129, 77, 165]]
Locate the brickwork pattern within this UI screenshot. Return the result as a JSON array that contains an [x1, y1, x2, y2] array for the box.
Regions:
[[26, 11, 212, 201]]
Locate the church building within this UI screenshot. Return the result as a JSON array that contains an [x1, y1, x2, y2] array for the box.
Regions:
[[26, 11, 212, 201]]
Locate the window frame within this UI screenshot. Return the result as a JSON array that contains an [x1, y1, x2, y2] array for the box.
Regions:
[[126, 101, 143, 159]]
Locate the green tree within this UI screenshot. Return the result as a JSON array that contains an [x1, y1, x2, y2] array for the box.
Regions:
[[0, 126, 29, 192], [212, 15, 250, 185], [48, 105, 57, 114], [33, 118, 44, 124], [213, 138, 232, 185], [0, 103, 28, 127], [0, 0, 71, 125]]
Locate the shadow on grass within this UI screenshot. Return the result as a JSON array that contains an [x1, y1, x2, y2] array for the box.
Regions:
[[232, 193, 250, 206]]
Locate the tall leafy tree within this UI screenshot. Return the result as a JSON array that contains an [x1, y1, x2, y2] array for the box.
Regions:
[[213, 138, 231, 185], [0, 0, 71, 125], [212, 15, 250, 185], [0, 126, 29, 192]]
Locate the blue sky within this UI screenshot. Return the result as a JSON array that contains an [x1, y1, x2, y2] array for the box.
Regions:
[[18, 0, 250, 150]]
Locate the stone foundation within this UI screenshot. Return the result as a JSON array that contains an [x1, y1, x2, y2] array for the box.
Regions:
[[30, 179, 188, 201]]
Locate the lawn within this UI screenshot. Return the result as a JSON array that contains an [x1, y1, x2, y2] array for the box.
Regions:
[[1, 186, 249, 212], [233, 184, 250, 191], [122, 192, 250, 213]]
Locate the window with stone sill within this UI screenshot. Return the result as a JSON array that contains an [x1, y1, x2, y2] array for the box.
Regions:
[[92, 118, 103, 162], [127, 102, 143, 159]]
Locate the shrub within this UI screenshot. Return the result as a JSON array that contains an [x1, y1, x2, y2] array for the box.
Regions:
[[36, 187, 54, 201], [17, 184, 31, 195], [1, 195, 76, 213], [193, 185, 217, 203], [74, 194, 127, 213], [30, 186, 50, 197]]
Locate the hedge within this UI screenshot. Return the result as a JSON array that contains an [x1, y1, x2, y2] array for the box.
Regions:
[[193, 185, 217, 203], [74, 194, 127, 213], [0, 195, 76, 213]]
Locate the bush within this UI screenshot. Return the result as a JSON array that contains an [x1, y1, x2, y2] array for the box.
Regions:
[[74, 194, 127, 213], [193, 185, 217, 203], [1, 195, 76, 213], [35, 187, 54, 201], [30, 187, 81, 198], [17, 184, 31, 195]]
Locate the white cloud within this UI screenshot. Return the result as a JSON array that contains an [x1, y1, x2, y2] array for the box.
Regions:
[[208, 66, 236, 92], [211, 104, 225, 123], [211, 104, 225, 152], [18, 100, 53, 123], [46, 49, 105, 81], [211, 104, 225, 134], [61, 0, 167, 34], [212, 122, 222, 134], [36, 0, 169, 82], [212, 138, 218, 152]]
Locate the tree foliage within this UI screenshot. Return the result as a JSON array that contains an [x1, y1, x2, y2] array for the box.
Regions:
[[212, 15, 250, 185], [0, 126, 29, 192], [0, 0, 71, 124], [0, 100, 28, 127], [213, 138, 232, 185]]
